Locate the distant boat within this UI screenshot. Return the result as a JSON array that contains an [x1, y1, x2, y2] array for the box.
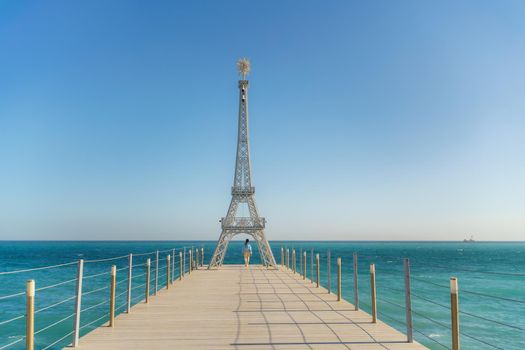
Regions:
[[463, 235, 475, 243]]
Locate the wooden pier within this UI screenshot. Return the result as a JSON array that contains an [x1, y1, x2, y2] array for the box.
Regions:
[[74, 265, 427, 349]]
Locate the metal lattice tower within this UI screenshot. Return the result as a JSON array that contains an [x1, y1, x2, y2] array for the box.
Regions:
[[208, 59, 276, 268]]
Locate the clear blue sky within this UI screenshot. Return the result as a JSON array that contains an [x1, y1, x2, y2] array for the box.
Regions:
[[1, 1, 524, 240]]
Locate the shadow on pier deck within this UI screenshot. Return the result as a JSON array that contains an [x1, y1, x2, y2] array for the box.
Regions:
[[73, 265, 427, 349]]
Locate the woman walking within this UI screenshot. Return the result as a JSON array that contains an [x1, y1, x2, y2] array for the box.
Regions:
[[243, 239, 252, 267]]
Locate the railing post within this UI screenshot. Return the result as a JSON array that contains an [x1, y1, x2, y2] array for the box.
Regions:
[[303, 251, 306, 280], [196, 248, 199, 270], [327, 250, 331, 294], [337, 257, 341, 301], [127, 253, 132, 313], [286, 248, 290, 269], [370, 263, 377, 323], [316, 253, 320, 288], [72, 259, 83, 347], [292, 249, 296, 273], [299, 248, 303, 275], [179, 252, 183, 280], [26, 280, 35, 350], [281, 247, 284, 267], [310, 248, 314, 283], [183, 248, 186, 276], [404, 258, 413, 343], [145, 258, 150, 303], [109, 265, 116, 327], [451, 277, 460, 350], [155, 250, 159, 295], [353, 252, 359, 311], [283, 247, 286, 269], [172, 249, 175, 283], [166, 255, 170, 289], [201, 247, 204, 267], [189, 250, 192, 274]]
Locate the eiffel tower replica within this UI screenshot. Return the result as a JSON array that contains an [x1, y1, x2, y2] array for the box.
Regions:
[[208, 59, 277, 268]]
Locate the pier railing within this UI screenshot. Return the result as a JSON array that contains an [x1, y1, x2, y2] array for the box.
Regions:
[[0, 245, 206, 350], [279, 245, 524, 350]]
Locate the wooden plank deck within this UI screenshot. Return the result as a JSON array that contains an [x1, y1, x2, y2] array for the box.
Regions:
[[74, 265, 427, 349]]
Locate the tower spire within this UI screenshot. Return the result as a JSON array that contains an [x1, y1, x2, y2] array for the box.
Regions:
[[208, 60, 276, 268], [237, 58, 250, 80]]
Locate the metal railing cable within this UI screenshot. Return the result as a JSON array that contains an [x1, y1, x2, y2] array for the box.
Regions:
[[0, 291, 25, 301], [132, 251, 156, 257], [83, 270, 111, 280], [460, 288, 525, 305], [34, 312, 75, 335], [378, 285, 405, 294], [377, 297, 405, 310], [131, 271, 147, 279], [81, 299, 109, 313], [0, 337, 25, 350], [131, 282, 146, 291], [115, 301, 128, 312], [459, 330, 504, 350], [358, 254, 405, 261], [411, 291, 450, 309], [413, 276, 525, 305], [82, 285, 109, 297], [35, 277, 77, 292], [84, 255, 129, 263], [41, 330, 74, 350], [411, 276, 449, 289], [460, 310, 525, 331], [412, 309, 449, 329], [0, 246, 184, 277], [0, 261, 77, 275], [413, 263, 525, 277], [79, 313, 107, 331], [35, 295, 76, 314], [158, 248, 178, 254], [131, 293, 144, 303], [115, 289, 128, 299], [362, 256, 525, 277], [116, 277, 128, 286], [0, 314, 24, 326], [132, 262, 148, 268]]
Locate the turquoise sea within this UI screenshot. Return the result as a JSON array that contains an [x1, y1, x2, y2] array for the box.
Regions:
[[0, 241, 523, 349]]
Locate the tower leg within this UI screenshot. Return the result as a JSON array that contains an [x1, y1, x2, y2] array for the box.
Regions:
[[209, 231, 231, 268], [208, 230, 276, 269]]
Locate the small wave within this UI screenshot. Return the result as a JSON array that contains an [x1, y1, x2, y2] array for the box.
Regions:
[[428, 333, 442, 338]]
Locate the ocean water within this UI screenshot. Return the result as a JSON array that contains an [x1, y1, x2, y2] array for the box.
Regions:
[[0, 241, 523, 349]]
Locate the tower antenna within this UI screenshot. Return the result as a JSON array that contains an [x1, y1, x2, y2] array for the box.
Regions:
[[237, 58, 250, 79]]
